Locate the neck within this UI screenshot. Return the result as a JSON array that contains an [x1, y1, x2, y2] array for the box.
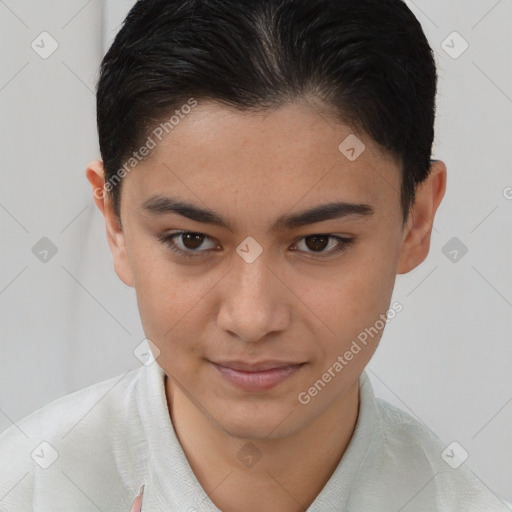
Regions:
[[165, 376, 360, 512]]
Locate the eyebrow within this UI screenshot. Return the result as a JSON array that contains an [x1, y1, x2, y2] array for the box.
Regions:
[[142, 195, 374, 232]]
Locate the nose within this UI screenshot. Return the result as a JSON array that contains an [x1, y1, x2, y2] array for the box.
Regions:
[[216, 249, 291, 343]]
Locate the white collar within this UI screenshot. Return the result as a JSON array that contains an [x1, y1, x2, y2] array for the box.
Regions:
[[135, 362, 377, 511]]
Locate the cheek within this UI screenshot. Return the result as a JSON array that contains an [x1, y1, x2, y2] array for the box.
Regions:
[[127, 240, 184, 332], [305, 243, 399, 356], [128, 243, 222, 360]]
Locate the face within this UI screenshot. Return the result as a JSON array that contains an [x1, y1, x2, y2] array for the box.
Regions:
[[87, 100, 445, 440]]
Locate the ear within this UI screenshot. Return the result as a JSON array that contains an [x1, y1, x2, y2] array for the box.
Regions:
[[397, 160, 447, 274], [85, 159, 134, 287]]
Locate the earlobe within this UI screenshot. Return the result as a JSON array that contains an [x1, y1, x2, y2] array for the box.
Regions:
[[397, 160, 447, 274], [85, 160, 135, 287]]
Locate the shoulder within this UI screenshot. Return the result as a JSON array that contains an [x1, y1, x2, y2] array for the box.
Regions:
[[365, 396, 511, 511], [0, 367, 144, 509], [0, 367, 141, 443], [374, 396, 443, 451]]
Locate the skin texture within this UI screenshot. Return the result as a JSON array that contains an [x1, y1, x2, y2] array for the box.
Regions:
[[86, 100, 446, 512], [129, 485, 143, 512]]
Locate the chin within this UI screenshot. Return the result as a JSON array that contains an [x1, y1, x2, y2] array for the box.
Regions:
[[211, 401, 304, 441], [219, 419, 288, 441]]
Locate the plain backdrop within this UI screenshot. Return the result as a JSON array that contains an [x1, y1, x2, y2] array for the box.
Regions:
[[0, 0, 511, 502]]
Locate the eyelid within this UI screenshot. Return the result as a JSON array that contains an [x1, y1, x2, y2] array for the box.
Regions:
[[158, 230, 355, 259]]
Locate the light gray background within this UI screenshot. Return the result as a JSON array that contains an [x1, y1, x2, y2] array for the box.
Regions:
[[1, 0, 511, 503]]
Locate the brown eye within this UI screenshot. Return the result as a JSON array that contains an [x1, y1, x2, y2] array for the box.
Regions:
[[158, 231, 217, 258], [304, 235, 330, 252], [181, 232, 206, 250], [294, 234, 355, 258]]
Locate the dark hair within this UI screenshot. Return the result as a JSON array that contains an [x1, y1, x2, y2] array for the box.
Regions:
[[96, 0, 437, 222]]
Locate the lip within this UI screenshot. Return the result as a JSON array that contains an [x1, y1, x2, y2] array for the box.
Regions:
[[213, 360, 304, 372], [211, 360, 305, 392]]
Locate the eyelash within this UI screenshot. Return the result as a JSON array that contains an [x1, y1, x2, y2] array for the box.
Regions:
[[158, 231, 355, 259]]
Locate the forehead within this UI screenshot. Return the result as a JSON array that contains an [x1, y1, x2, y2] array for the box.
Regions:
[[123, 100, 401, 223]]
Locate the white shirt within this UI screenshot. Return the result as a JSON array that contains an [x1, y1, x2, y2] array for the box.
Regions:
[[0, 361, 510, 511]]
